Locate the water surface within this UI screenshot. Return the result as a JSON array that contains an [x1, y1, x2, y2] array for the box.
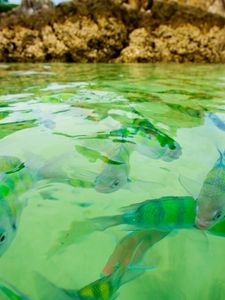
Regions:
[[0, 63, 225, 299]]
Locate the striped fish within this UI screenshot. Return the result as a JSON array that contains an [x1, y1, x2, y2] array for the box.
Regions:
[[92, 196, 225, 236], [0, 156, 34, 257], [48, 196, 225, 257], [0, 155, 24, 175], [59, 108, 181, 163], [94, 143, 132, 193], [196, 150, 225, 230], [35, 264, 127, 300], [36, 231, 164, 300]]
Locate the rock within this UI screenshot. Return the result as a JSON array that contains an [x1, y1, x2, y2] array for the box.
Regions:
[[151, 0, 225, 21], [117, 24, 225, 63], [1, 0, 225, 63]]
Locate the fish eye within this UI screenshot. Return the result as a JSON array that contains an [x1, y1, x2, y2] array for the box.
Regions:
[[112, 179, 120, 187], [213, 211, 222, 221], [0, 233, 6, 243]]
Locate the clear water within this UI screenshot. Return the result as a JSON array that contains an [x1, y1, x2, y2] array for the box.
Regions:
[[0, 63, 225, 299]]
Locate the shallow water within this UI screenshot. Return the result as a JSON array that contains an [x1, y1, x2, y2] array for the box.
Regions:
[[0, 63, 225, 299]]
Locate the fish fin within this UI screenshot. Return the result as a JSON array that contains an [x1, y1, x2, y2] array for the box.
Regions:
[[120, 268, 146, 285], [208, 219, 225, 237], [216, 147, 225, 168], [46, 220, 98, 258], [178, 174, 200, 198], [208, 113, 225, 132], [0, 281, 30, 300], [91, 215, 122, 231], [75, 144, 106, 163], [130, 178, 161, 189], [6, 162, 25, 174], [33, 273, 73, 300], [62, 289, 80, 298], [127, 263, 157, 271], [75, 144, 124, 166]]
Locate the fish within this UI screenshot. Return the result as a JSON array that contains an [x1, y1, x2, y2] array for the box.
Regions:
[[103, 230, 169, 277], [131, 115, 182, 162], [195, 150, 225, 230], [0, 281, 31, 300], [0, 156, 34, 257], [92, 196, 197, 232], [0, 155, 24, 175], [94, 143, 132, 193], [48, 195, 225, 256], [208, 113, 225, 132], [55, 108, 181, 163], [35, 263, 138, 300], [38, 231, 164, 300]]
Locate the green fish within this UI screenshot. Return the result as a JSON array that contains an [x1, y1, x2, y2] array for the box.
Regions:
[[102, 229, 169, 277], [0, 156, 34, 256], [37, 230, 166, 300], [48, 195, 225, 257], [196, 150, 225, 229], [131, 115, 182, 162], [55, 109, 181, 163], [93, 196, 225, 236], [35, 265, 126, 300], [94, 143, 132, 193], [0, 156, 24, 175], [0, 281, 30, 300], [93, 196, 197, 231]]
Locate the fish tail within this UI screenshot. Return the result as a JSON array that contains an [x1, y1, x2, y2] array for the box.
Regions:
[[216, 147, 225, 167], [34, 273, 76, 300], [92, 214, 123, 231]]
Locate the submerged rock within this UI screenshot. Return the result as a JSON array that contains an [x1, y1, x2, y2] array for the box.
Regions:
[[0, 0, 225, 62]]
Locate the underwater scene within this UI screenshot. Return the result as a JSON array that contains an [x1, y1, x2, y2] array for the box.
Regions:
[[0, 63, 225, 299]]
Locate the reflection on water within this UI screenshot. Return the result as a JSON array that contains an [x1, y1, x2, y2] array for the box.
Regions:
[[0, 64, 225, 299]]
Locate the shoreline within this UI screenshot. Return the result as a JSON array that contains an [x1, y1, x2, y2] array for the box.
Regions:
[[1, 0, 225, 63]]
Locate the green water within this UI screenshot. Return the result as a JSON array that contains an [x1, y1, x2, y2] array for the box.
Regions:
[[0, 63, 225, 299]]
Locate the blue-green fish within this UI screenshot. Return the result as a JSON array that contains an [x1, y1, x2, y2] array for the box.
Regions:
[[208, 113, 225, 132], [196, 150, 225, 229], [131, 117, 182, 162], [0, 156, 24, 175], [94, 143, 132, 193], [47, 195, 225, 257], [94, 195, 225, 235], [0, 281, 30, 300], [0, 156, 33, 256], [37, 231, 166, 300], [35, 264, 127, 300]]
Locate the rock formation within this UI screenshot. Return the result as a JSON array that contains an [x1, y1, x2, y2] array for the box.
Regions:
[[0, 0, 225, 62]]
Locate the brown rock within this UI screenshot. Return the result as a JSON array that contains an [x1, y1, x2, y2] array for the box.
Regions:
[[118, 24, 225, 63]]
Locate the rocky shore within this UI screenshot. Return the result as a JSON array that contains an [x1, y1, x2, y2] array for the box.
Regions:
[[1, 0, 225, 63]]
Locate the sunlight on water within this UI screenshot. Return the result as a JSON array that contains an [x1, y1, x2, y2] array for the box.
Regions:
[[0, 63, 225, 299]]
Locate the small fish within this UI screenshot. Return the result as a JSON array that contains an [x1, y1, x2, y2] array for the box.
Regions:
[[94, 143, 132, 193], [0, 156, 34, 256], [93, 196, 197, 231], [56, 109, 181, 163], [196, 150, 225, 229], [0, 156, 24, 175], [208, 113, 225, 132], [0, 281, 30, 300], [48, 195, 225, 256], [131, 116, 182, 162], [103, 230, 169, 277], [35, 264, 131, 300]]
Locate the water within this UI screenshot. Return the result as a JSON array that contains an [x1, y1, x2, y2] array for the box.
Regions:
[[0, 63, 225, 299]]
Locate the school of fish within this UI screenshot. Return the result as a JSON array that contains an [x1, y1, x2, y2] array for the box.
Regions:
[[0, 107, 225, 300]]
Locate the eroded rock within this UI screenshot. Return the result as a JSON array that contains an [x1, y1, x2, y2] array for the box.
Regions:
[[0, 0, 225, 63]]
